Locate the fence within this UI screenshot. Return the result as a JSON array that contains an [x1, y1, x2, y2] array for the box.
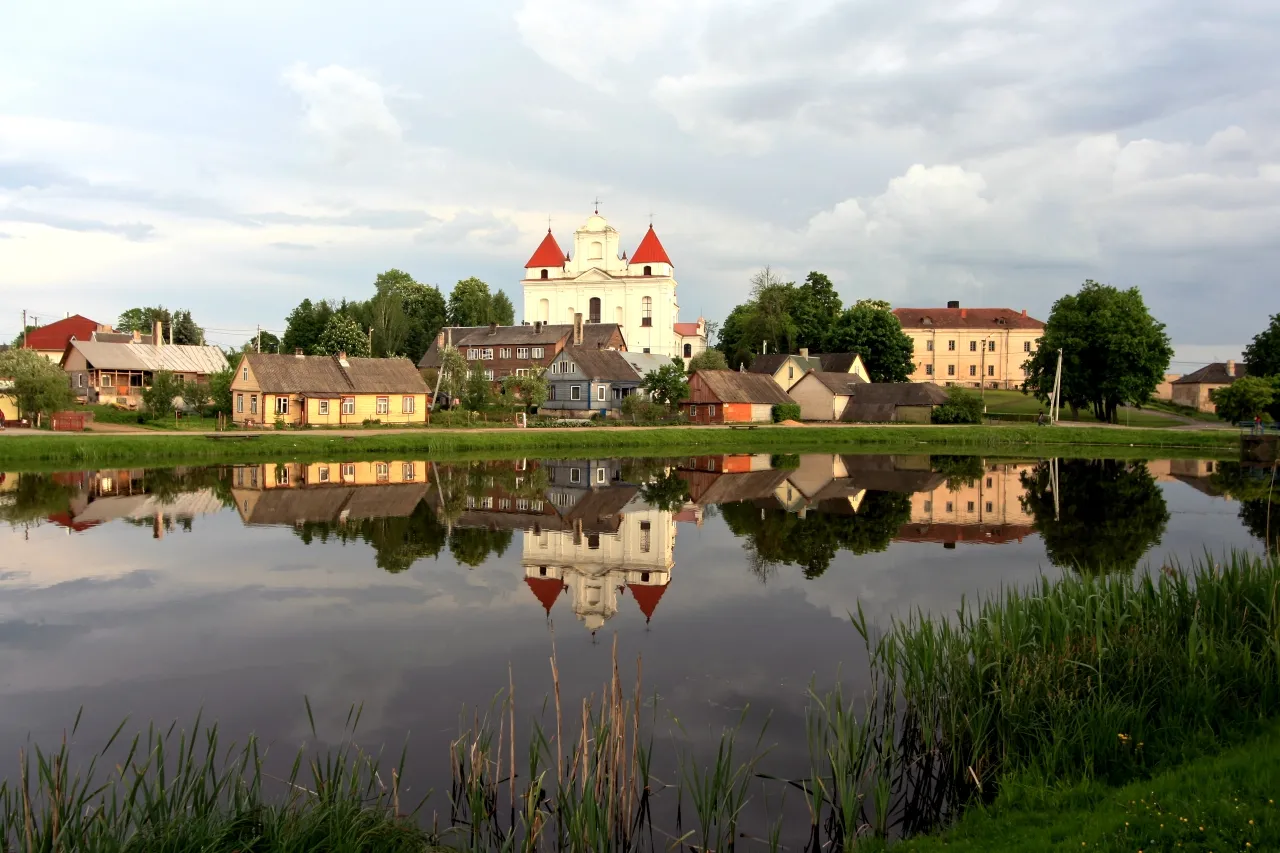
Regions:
[[51, 411, 88, 432]]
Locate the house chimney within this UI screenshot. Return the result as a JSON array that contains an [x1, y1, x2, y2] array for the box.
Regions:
[[489, 322, 498, 335], [338, 351, 349, 367], [132, 330, 141, 343], [960, 308, 968, 319], [573, 313, 583, 346], [446, 327, 453, 347], [1021, 308, 1028, 317], [152, 320, 162, 345], [534, 320, 543, 334], [1226, 359, 1236, 377], [436, 331, 444, 348], [800, 347, 809, 358], [295, 348, 304, 358], [947, 300, 960, 309]]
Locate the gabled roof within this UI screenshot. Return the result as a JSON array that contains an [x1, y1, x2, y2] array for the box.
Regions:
[[818, 353, 864, 373], [619, 351, 675, 378], [526, 230, 566, 268], [892, 307, 1044, 330], [1172, 362, 1246, 385], [799, 371, 869, 395], [631, 225, 672, 265], [417, 323, 623, 368], [674, 322, 702, 337], [66, 340, 229, 374], [243, 353, 428, 394], [691, 370, 795, 405], [23, 315, 103, 351], [554, 348, 640, 381], [842, 382, 949, 407]]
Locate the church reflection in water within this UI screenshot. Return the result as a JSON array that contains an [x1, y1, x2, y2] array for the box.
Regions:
[[15, 450, 1237, 622]]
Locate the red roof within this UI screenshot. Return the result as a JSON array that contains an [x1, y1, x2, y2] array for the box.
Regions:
[[628, 582, 669, 622], [46, 512, 102, 533], [525, 231, 566, 269], [525, 576, 565, 613], [631, 226, 672, 266], [891, 307, 1043, 330], [674, 322, 701, 337], [23, 315, 102, 351]]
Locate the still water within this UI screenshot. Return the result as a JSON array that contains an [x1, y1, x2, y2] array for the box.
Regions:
[[0, 453, 1272, 834]]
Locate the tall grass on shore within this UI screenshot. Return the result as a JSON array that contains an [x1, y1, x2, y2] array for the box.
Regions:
[[0, 704, 436, 852]]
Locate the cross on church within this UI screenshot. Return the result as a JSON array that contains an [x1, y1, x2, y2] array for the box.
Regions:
[[593, 196, 601, 214]]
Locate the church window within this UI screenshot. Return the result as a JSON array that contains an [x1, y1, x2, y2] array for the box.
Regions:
[[589, 241, 603, 260], [639, 521, 651, 553], [684, 343, 692, 358], [539, 299, 549, 322], [616, 306, 624, 324], [643, 265, 652, 276], [540, 269, 548, 279], [641, 296, 652, 327], [589, 297, 601, 324]]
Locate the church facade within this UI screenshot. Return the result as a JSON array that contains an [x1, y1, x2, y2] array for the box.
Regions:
[[521, 212, 707, 364]]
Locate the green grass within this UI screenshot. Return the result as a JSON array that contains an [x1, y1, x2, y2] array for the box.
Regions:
[[0, 423, 1239, 470], [981, 390, 1190, 427], [1145, 397, 1229, 424], [880, 720, 1280, 852]]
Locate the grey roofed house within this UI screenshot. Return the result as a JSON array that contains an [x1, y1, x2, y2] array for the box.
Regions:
[[236, 483, 429, 526], [91, 330, 157, 345], [840, 382, 949, 423], [63, 339, 229, 375], [806, 371, 869, 394], [1171, 362, 1247, 385], [242, 352, 428, 394], [554, 348, 640, 381], [417, 323, 623, 369]]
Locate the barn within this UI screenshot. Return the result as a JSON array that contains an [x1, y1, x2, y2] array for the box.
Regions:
[[681, 370, 795, 424]]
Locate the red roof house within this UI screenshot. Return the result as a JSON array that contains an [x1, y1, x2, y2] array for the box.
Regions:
[[23, 315, 106, 355]]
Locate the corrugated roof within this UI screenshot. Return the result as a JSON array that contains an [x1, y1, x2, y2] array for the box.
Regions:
[[23, 315, 103, 351], [691, 370, 796, 405], [619, 351, 675, 377], [892, 307, 1044, 330], [68, 340, 229, 374], [244, 353, 428, 394], [555, 348, 639, 381], [417, 323, 623, 368], [1172, 362, 1246, 385], [799, 371, 869, 395]]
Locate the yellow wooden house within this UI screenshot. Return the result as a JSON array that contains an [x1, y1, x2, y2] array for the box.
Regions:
[[230, 351, 429, 428]]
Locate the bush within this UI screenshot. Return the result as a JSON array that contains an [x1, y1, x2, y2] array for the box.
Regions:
[[141, 371, 184, 421], [772, 403, 801, 422], [931, 387, 985, 424]]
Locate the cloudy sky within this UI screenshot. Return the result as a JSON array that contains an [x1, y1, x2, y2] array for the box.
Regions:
[[2, 0, 1277, 363]]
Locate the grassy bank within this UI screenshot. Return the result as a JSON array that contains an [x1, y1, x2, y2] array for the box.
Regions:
[[0, 423, 1239, 469]]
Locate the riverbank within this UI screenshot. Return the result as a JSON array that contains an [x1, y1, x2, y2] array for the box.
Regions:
[[0, 422, 1240, 469]]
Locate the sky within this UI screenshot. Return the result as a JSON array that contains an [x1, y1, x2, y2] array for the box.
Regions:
[[1, 0, 1277, 366]]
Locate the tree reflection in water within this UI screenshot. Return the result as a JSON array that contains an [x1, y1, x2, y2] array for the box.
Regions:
[[1020, 459, 1169, 574], [1211, 461, 1280, 551]]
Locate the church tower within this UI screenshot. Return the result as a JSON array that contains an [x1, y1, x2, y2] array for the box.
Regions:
[[522, 210, 704, 361]]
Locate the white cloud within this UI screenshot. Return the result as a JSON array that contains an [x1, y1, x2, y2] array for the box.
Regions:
[[281, 64, 403, 158]]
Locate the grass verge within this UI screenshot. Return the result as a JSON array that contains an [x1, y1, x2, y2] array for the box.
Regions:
[[0, 423, 1239, 470]]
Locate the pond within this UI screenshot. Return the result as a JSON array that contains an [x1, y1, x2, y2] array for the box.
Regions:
[[0, 453, 1273, 844]]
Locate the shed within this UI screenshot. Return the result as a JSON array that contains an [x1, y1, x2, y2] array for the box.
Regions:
[[788, 371, 869, 421], [682, 370, 795, 424], [840, 382, 949, 423]]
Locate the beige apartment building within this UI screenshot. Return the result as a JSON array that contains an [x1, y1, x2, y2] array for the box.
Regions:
[[901, 462, 1037, 545], [894, 303, 1044, 389]]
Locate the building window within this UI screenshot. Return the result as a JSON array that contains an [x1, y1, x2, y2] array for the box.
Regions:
[[947, 365, 955, 376], [498, 347, 509, 359], [986, 501, 994, 512], [467, 348, 479, 360], [532, 347, 544, 359], [642, 347, 651, 354], [540, 269, 548, 279], [948, 340, 956, 351], [318, 466, 330, 483], [639, 521, 651, 552], [484, 369, 494, 381], [517, 347, 529, 359], [926, 340, 934, 351], [708, 404, 716, 418], [569, 385, 581, 400], [597, 385, 606, 402], [596, 467, 606, 484], [967, 501, 975, 512], [483, 348, 493, 360], [689, 405, 698, 417], [643, 265, 652, 276], [946, 501, 953, 512], [236, 393, 244, 413], [376, 463, 389, 482], [1024, 341, 1032, 352], [641, 296, 652, 326], [242, 366, 248, 381], [250, 395, 258, 414], [969, 365, 977, 376], [276, 466, 290, 486], [788, 366, 794, 380], [402, 396, 415, 413], [924, 500, 932, 512], [318, 399, 330, 415], [986, 477, 993, 487], [988, 365, 995, 376], [376, 396, 389, 415], [517, 369, 529, 378], [989, 340, 996, 351], [587, 533, 600, 549], [276, 396, 290, 415], [403, 463, 415, 480], [569, 467, 581, 484], [548, 386, 556, 400], [589, 297, 601, 324], [342, 464, 356, 479], [684, 343, 692, 358], [969, 341, 977, 352], [925, 365, 934, 376], [341, 397, 355, 415]]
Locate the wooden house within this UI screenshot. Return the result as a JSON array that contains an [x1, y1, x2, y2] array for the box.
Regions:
[[231, 351, 429, 428], [747, 349, 869, 391], [681, 370, 795, 424], [787, 371, 870, 421], [61, 336, 230, 407]]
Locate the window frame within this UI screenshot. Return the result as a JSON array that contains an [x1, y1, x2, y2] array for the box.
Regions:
[[570, 385, 581, 401], [925, 364, 934, 376], [341, 397, 355, 415], [402, 396, 415, 413], [531, 347, 544, 359], [250, 394, 258, 414], [403, 462, 415, 481], [318, 399, 330, 415], [275, 396, 290, 415], [516, 347, 529, 359], [376, 396, 389, 415], [236, 393, 244, 413], [948, 340, 956, 351], [596, 385, 606, 402], [947, 365, 955, 376]]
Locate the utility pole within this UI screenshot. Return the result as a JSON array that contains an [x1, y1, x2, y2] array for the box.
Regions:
[[256, 324, 261, 353], [21, 310, 26, 348], [367, 326, 373, 356], [1050, 348, 1064, 423]]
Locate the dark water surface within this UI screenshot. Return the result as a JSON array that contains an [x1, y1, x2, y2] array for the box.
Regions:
[[0, 453, 1272, 838]]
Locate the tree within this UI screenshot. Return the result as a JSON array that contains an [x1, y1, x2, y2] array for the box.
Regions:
[[10, 325, 37, 347], [1244, 313, 1280, 379], [501, 370, 548, 410], [1020, 459, 1169, 574], [743, 267, 798, 355], [448, 277, 495, 327], [1210, 376, 1277, 424], [1022, 281, 1173, 423], [790, 271, 843, 351], [687, 349, 729, 373], [639, 470, 691, 511], [437, 347, 469, 404], [641, 360, 690, 407], [251, 331, 281, 353], [0, 348, 75, 426], [463, 364, 493, 410], [716, 303, 757, 370], [142, 371, 185, 420], [827, 301, 915, 382], [170, 310, 202, 344], [282, 299, 335, 355], [931, 455, 985, 491], [207, 366, 234, 415], [117, 306, 202, 344], [374, 270, 448, 361], [369, 290, 411, 357], [931, 387, 985, 424], [315, 313, 371, 358], [491, 290, 515, 326]]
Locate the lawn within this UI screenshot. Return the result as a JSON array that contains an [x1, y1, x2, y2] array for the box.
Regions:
[[981, 390, 1190, 428], [881, 720, 1280, 852]]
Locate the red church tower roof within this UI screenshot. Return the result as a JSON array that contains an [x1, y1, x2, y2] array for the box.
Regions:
[[525, 576, 564, 613], [630, 226, 672, 266], [627, 582, 669, 622], [525, 230, 566, 269]]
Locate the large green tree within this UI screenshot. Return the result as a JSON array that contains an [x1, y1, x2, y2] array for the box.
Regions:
[[1211, 376, 1277, 424], [374, 269, 447, 361], [716, 303, 757, 370], [0, 348, 75, 426], [1244, 313, 1280, 379], [1022, 281, 1173, 423], [448, 277, 496, 327], [491, 290, 516, 326], [641, 360, 690, 407], [282, 299, 336, 355], [827, 300, 915, 382], [142, 371, 185, 420], [368, 290, 411, 357], [687, 349, 729, 373], [790, 271, 843, 352], [117, 306, 203, 344], [315, 313, 371, 358]]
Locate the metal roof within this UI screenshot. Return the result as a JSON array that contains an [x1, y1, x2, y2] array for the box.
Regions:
[[68, 340, 229, 374]]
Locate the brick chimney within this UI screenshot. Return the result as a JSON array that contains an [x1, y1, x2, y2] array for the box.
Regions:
[[800, 347, 809, 358], [153, 320, 163, 345], [436, 331, 444, 348], [573, 313, 583, 346], [446, 327, 453, 347], [338, 351, 349, 368], [132, 330, 141, 343], [1022, 308, 1028, 317], [295, 348, 305, 359], [534, 320, 543, 334], [947, 300, 960, 309], [1226, 359, 1236, 377], [489, 322, 498, 335], [960, 308, 968, 319]]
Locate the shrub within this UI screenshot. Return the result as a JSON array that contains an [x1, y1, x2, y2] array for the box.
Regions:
[[772, 402, 802, 422], [142, 371, 185, 421], [931, 387, 984, 424]]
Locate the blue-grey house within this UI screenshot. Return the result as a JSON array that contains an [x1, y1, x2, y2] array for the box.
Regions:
[[543, 348, 646, 418]]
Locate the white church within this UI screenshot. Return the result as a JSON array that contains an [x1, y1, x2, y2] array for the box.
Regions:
[[521, 210, 707, 362]]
